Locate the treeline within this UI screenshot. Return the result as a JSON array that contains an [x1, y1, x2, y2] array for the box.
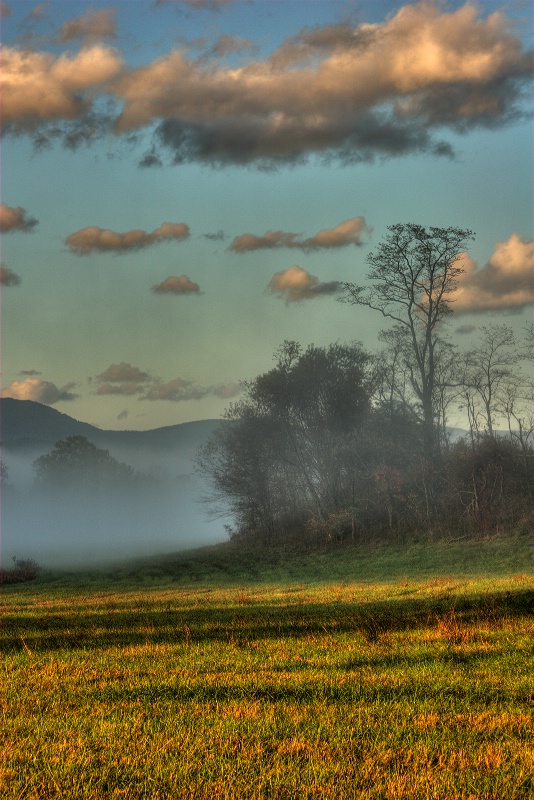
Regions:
[[198, 224, 533, 548]]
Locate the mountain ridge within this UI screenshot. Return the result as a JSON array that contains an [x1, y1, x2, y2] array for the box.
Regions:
[[0, 398, 220, 454]]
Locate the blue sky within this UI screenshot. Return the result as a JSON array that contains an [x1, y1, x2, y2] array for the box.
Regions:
[[1, 0, 532, 431]]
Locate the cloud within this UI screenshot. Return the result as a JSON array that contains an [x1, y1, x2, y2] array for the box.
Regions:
[[66, 221, 189, 254], [95, 362, 151, 395], [141, 377, 206, 402], [1, 378, 78, 404], [0, 204, 38, 232], [155, 0, 234, 9], [209, 35, 256, 57], [455, 324, 477, 335], [152, 275, 201, 294], [0, 44, 123, 131], [3, 3, 530, 166], [117, 409, 129, 420], [97, 363, 150, 383], [114, 2, 531, 166], [141, 377, 242, 402], [0, 3, 11, 17], [267, 265, 341, 303], [0, 264, 21, 286], [229, 216, 370, 253], [20, 370, 42, 376], [58, 9, 117, 43], [453, 233, 534, 314]]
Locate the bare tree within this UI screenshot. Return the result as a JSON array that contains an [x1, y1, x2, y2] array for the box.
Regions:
[[341, 223, 474, 460]]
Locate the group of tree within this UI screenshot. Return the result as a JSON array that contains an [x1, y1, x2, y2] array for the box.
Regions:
[[198, 224, 533, 547]]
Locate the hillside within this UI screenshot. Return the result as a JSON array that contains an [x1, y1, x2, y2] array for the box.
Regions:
[[0, 397, 220, 455]]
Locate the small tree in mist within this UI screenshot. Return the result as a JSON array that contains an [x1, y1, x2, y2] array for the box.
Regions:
[[340, 223, 475, 461], [33, 436, 135, 489]]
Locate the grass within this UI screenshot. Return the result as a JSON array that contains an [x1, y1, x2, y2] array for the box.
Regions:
[[0, 531, 533, 799]]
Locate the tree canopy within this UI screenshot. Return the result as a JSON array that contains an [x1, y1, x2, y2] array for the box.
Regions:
[[33, 436, 135, 489]]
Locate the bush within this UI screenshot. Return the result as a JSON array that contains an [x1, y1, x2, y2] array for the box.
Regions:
[[0, 558, 40, 585]]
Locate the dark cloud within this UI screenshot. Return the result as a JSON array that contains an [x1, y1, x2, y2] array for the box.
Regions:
[[152, 275, 201, 295], [2, 3, 531, 167], [0, 264, 21, 286], [58, 9, 117, 44]]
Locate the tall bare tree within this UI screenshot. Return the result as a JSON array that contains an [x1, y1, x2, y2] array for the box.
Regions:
[[341, 223, 474, 460]]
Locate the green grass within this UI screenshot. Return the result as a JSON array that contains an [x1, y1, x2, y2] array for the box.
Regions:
[[1, 532, 533, 799]]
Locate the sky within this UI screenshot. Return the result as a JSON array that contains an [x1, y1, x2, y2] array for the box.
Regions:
[[0, 0, 532, 432]]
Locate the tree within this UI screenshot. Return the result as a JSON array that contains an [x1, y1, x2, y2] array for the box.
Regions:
[[341, 223, 475, 460], [460, 324, 520, 440], [197, 341, 373, 542], [33, 436, 135, 488]]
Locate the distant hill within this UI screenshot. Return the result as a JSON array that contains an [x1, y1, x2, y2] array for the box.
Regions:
[[0, 398, 221, 456]]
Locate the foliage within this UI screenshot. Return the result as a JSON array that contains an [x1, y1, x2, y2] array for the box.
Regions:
[[341, 223, 475, 459], [0, 557, 40, 584], [33, 435, 136, 489], [197, 341, 374, 542]]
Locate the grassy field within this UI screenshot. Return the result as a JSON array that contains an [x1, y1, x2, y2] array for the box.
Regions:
[[1, 532, 533, 799]]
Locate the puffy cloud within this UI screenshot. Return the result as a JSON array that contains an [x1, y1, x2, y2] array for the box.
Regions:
[[58, 9, 117, 43], [1, 378, 78, 404], [230, 217, 370, 253], [152, 275, 201, 294], [95, 362, 151, 395], [113, 2, 531, 166], [267, 265, 341, 303], [0, 264, 21, 286], [0, 204, 38, 233], [453, 233, 534, 314], [97, 363, 150, 383], [3, 4, 530, 165], [66, 221, 189, 254], [0, 44, 123, 130], [212, 382, 242, 399]]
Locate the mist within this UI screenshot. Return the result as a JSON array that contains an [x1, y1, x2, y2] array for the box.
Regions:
[[0, 443, 229, 569]]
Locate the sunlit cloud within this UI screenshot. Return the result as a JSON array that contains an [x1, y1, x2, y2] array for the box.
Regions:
[[58, 9, 117, 44], [0, 204, 38, 233], [453, 233, 534, 313], [267, 265, 341, 303], [0, 45, 123, 131], [230, 217, 371, 253], [152, 275, 201, 294], [1, 378, 78, 404], [66, 222, 189, 255], [0, 264, 21, 286], [115, 2, 531, 166], [2, 3, 530, 166]]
